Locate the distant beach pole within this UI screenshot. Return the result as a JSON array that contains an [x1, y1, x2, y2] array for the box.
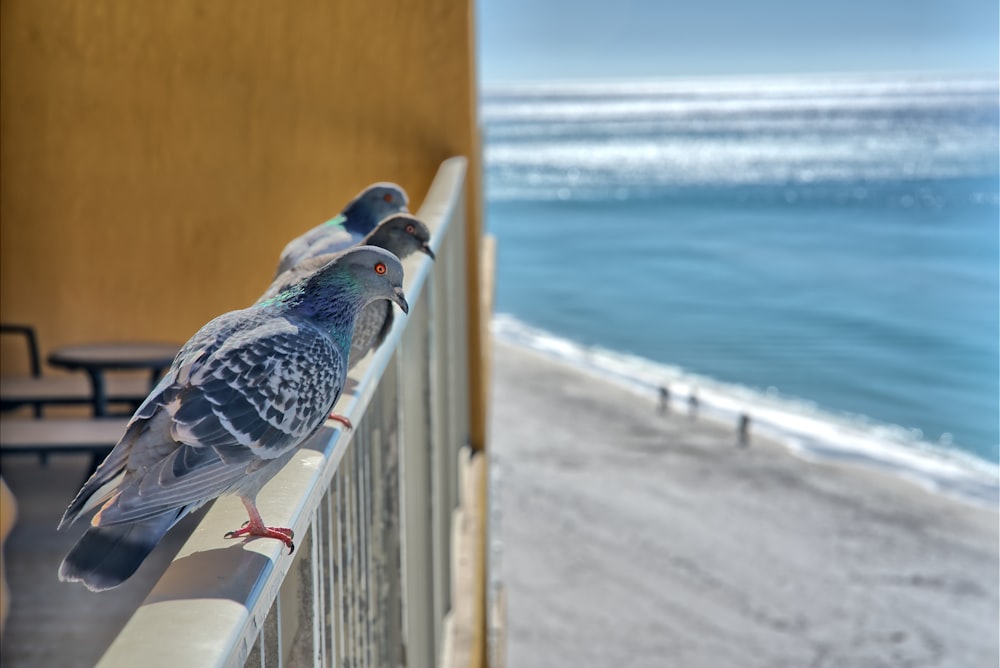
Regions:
[[658, 385, 670, 415], [738, 413, 751, 447]]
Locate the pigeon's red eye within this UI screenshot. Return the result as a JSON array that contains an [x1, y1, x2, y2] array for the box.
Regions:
[[383, 193, 393, 203], [405, 224, 415, 234], [374, 262, 387, 275]]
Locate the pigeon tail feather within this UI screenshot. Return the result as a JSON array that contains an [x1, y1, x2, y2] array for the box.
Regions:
[[58, 510, 181, 592]]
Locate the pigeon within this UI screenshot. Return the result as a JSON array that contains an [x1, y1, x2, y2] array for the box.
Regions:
[[261, 214, 434, 367], [57, 246, 409, 592], [274, 182, 409, 276]]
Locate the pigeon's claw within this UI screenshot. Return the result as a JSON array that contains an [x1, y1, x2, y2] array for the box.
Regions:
[[224, 523, 296, 553], [328, 413, 353, 430], [227, 497, 296, 553]]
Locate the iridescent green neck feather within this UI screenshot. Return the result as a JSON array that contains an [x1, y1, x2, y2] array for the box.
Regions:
[[263, 272, 365, 354]]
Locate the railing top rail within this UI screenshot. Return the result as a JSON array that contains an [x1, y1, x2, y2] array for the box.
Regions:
[[97, 156, 468, 668]]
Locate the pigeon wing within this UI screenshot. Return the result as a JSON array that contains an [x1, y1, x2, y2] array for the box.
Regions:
[[276, 214, 356, 276], [92, 320, 346, 526], [176, 320, 343, 458]]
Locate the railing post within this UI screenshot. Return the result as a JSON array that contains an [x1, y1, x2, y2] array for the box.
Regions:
[[400, 292, 437, 668]]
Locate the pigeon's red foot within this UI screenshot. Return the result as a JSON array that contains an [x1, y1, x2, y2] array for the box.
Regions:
[[328, 413, 353, 430], [228, 497, 296, 553], [224, 523, 295, 553]]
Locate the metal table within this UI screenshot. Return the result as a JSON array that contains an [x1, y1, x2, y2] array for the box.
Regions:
[[47, 342, 180, 416]]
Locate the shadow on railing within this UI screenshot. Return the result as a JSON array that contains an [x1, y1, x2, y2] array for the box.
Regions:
[[98, 157, 473, 668]]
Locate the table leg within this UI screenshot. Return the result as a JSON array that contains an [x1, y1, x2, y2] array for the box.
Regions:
[[86, 369, 108, 417], [84, 370, 109, 475], [148, 366, 167, 391]]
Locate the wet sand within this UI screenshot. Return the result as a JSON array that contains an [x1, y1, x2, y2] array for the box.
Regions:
[[489, 340, 999, 668]]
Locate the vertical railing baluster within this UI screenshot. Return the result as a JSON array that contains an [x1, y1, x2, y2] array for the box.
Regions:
[[382, 355, 404, 668], [342, 449, 354, 668], [356, 438, 366, 667], [400, 293, 438, 668], [350, 440, 364, 668], [361, 419, 376, 666], [328, 481, 339, 667], [335, 471, 346, 668], [370, 416, 384, 668], [311, 511, 324, 667], [354, 437, 365, 667], [361, 410, 372, 668], [357, 422, 369, 668], [370, 388, 390, 668], [276, 578, 284, 668]]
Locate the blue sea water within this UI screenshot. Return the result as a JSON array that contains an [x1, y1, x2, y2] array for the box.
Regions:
[[481, 73, 1000, 505]]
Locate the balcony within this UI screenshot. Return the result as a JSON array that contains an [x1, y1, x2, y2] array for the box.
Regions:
[[1, 157, 496, 667]]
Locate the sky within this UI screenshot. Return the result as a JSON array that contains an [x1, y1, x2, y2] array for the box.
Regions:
[[477, 0, 999, 83]]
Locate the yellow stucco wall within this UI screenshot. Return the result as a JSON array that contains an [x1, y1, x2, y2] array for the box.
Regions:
[[1, 0, 482, 374]]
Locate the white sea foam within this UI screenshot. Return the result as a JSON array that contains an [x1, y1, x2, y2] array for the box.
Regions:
[[492, 313, 1000, 509]]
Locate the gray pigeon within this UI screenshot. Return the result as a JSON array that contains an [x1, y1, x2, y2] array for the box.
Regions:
[[275, 182, 409, 276], [262, 214, 434, 367], [57, 246, 408, 592]]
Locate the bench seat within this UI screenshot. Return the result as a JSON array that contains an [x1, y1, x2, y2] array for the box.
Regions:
[[0, 375, 149, 410], [0, 418, 130, 455]]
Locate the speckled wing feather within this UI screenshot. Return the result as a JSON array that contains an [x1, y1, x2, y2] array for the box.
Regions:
[[348, 301, 395, 367], [172, 319, 342, 456], [61, 313, 344, 528]]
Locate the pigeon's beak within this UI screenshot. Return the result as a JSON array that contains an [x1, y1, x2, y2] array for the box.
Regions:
[[420, 243, 436, 261], [392, 286, 409, 314]]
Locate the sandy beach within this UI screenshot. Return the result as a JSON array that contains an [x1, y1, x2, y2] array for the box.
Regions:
[[489, 340, 999, 667]]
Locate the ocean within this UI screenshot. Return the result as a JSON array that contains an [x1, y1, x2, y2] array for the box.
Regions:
[[480, 72, 1000, 506]]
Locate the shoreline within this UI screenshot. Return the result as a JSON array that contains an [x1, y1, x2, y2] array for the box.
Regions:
[[491, 316, 999, 509], [489, 339, 999, 667]]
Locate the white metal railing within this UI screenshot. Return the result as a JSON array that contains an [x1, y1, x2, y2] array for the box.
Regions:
[[97, 157, 471, 668]]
